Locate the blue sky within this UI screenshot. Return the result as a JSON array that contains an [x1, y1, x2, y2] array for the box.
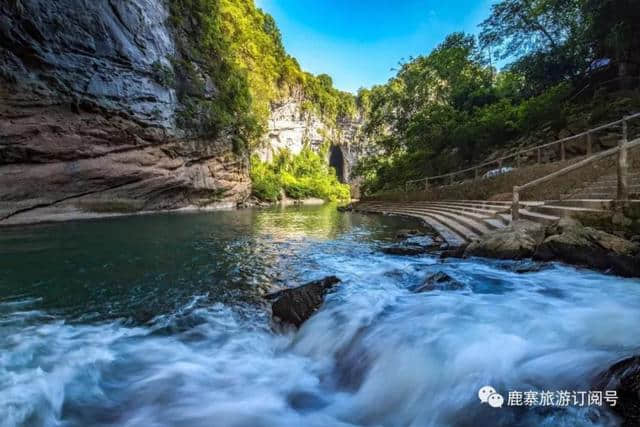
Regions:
[[256, 0, 497, 93]]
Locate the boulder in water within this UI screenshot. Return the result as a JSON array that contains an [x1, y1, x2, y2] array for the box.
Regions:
[[534, 219, 640, 277], [270, 276, 341, 327], [595, 355, 640, 426], [412, 272, 466, 292], [499, 260, 548, 274], [440, 243, 469, 259], [381, 244, 436, 256], [465, 220, 545, 260]]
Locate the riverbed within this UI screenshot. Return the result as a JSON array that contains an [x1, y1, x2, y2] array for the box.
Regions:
[[1, 204, 638, 426]]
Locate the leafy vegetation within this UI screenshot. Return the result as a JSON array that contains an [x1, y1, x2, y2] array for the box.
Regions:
[[168, 0, 356, 156], [356, 0, 640, 196], [250, 147, 350, 202]]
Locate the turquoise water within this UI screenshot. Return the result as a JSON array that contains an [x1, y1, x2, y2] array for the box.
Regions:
[[1, 205, 639, 426]]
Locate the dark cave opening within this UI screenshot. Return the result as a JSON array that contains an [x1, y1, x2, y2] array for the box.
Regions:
[[329, 145, 346, 183]]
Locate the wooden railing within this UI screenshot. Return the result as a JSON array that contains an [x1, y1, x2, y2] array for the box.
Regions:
[[405, 112, 640, 193], [512, 114, 640, 221], [405, 113, 640, 192]]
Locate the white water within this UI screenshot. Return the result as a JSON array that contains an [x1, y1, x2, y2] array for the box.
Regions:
[[1, 210, 639, 426]]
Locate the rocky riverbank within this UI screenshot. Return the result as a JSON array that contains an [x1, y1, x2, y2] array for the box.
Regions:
[[454, 217, 640, 277]]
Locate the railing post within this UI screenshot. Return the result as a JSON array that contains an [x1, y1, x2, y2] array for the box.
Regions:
[[424, 178, 429, 191], [498, 159, 503, 169], [586, 132, 593, 156], [516, 151, 521, 168], [449, 173, 454, 186], [560, 141, 566, 161], [512, 186, 520, 223], [537, 148, 541, 164], [474, 167, 479, 180], [617, 116, 629, 201]]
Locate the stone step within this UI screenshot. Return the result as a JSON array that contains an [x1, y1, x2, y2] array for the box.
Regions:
[[396, 207, 495, 235], [404, 204, 500, 223], [387, 208, 481, 242], [529, 204, 609, 218], [513, 209, 560, 225], [427, 201, 511, 212], [585, 178, 640, 188], [354, 200, 559, 243], [547, 199, 615, 210], [353, 204, 468, 244], [368, 201, 512, 227], [585, 184, 640, 191], [569, 192, 618, 199], [412, 202, 508, 218]]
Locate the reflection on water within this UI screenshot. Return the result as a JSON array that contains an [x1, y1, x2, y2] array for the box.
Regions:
[[1, 205, 639, 426]]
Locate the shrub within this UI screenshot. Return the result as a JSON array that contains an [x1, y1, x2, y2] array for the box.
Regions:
[[250, 148, 350, 202]]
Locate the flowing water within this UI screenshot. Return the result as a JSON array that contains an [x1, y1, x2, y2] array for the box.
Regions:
[[1, 204, 639, 427]]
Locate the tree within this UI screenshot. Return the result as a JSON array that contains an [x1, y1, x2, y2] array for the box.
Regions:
[[480, 0, 591, 94], [583, 0, 640, 80]]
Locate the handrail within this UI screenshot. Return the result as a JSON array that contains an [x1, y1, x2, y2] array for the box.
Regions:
[[512, 114, 640, 221], [405, 111, 640, 192]]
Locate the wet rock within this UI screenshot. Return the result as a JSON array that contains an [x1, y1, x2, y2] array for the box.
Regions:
[[595, 355, 640, 426], [269, 276, 341, 327], [337, 204, 354, 212], [534, 219, 640, 277], [501, 260, 548, 274], [395, 229, 422, 239], [381, 244, 438, 256], [465, 220, 545, 260], [440, 243, 469, 259], [412, 272, 466, 292]]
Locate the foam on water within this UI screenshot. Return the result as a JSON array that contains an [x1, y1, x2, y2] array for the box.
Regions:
[[1, 207, 639, 426]]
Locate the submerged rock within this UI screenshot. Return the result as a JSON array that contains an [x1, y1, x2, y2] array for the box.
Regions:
[[269, 276, 341, 327], [465, 220, 545, 260], [412, 272, 466, 292], [381, 244, 439, 256], [595, 355, 640, 426], [534, 219, 640, 277]]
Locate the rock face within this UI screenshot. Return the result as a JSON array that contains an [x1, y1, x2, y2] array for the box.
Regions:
[[270, 276, 341, 327], [0, 0, 249, 225], [534, 218, 640, 277], [465, 220, 546, 260], [595, 356, 640, 426]]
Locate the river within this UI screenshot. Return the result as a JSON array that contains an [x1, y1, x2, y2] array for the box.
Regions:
[[1, 204, 638, 426]]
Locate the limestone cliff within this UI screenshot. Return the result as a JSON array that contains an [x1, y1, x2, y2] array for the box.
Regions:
[[0, 0, 249, 225], [260, 98, 368, 192]]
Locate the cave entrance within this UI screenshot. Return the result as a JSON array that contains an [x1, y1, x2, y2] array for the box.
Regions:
[[329, 145, 346, 183]]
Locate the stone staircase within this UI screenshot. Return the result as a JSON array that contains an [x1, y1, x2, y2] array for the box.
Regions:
[[563, 172, 640, 199], [353, 200, 556, 245], [353, 198, 640, 246]]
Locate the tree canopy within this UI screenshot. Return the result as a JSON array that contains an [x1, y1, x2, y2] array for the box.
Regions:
[[355, 0, 640, 196]]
